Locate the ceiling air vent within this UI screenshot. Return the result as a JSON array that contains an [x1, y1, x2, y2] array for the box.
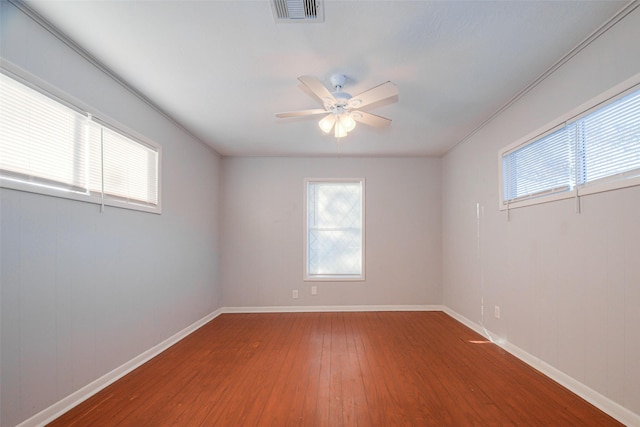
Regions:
[[271, 0, 324, 23]]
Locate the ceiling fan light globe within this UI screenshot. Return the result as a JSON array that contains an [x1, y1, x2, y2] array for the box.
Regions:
[[342, 114, 356, 132], [334, 120, 348, 138], [318, 114, 335, 133]]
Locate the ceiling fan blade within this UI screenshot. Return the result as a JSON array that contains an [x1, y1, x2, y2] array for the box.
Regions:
[[276, 109, 327, 118], [348, 81, 398, 109], [351, 111, 392, 128], [298, 76, 337, 107]]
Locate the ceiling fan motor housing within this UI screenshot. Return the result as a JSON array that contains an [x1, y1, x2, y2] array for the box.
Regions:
[[328, 91, 352, 110]]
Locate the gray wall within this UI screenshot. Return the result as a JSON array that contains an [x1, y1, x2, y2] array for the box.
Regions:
[[442, 7, 640, 416], [221, 157, 442, 307], [1, 2, 222, 425]]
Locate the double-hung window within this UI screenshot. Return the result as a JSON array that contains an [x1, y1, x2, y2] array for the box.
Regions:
[[500, 78, 640, 209], [0, 72, 161, 213], [304, 179, 365, 281]]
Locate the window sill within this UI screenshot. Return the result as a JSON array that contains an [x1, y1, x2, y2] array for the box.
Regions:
[[499, 175, 640, 211], [304, 275, 365, 282], [1, 178, 162, 215]]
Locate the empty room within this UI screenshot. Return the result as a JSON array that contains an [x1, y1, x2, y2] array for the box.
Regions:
[[1, 0, 639, 426]]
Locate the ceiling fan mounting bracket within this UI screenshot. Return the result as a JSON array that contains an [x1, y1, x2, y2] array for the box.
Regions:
[[329, 73, 347, 91]]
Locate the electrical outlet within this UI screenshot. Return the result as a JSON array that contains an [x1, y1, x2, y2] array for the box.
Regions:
[[311, 286, 317, 296], [494, 305, 501, 319], [292, 289, 299, 299]]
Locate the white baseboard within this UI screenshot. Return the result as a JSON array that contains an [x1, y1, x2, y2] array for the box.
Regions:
[[442, 307, 640, 427], [17, 308, 224, 427], [222, 304, 444, 313]]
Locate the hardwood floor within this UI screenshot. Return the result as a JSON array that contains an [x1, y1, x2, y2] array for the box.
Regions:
[[48, 312, 622, 426]]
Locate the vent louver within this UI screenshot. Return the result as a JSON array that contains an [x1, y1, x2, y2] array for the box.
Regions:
[[271, 0, 324, 22]]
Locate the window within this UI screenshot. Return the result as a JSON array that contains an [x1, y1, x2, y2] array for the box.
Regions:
[[304, 179, 365, 281], [0, 72, 160, 213], [502, 125, 575, 202], [500, 79, 640, 208]]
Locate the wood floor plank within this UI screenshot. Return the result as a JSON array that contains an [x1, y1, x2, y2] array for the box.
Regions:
[[47, 312, 624, 426], [342, 313, 373, 426], [328, 313, 346, 426], [313, 311, 333, 426]]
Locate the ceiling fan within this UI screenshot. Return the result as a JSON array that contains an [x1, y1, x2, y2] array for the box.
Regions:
[[276, 74, 398, 138]]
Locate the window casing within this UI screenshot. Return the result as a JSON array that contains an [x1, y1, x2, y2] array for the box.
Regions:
[[304, 179, 365, 281], [500, 75, 640, 209], [0, 71, 161, 213]]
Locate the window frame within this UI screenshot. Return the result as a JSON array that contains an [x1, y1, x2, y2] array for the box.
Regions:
[[499, 73, 640, 211], [303, 178, 366, 282], [0, 67, 162, 214]]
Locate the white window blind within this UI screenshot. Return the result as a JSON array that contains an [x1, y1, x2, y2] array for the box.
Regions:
[[502, 125, 575, 202], [0, 72, 160, 212], [305, 180, 364, 280], [89, 124, 159, 206], [0, 73, 90, 192], [581, 89, 640, 183], [502, 84, 640, 205]]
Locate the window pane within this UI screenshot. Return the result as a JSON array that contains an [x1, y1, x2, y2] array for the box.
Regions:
[[308, 228, 362, 275], [581, 89, 640, 183], [0, 73, 89, 192], [502, 125, 575, 202], [100, 127, 159, 205], [307, 181, 363, 278]]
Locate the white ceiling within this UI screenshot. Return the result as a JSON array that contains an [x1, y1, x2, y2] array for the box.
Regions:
[[24, 0, 628, 157]]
